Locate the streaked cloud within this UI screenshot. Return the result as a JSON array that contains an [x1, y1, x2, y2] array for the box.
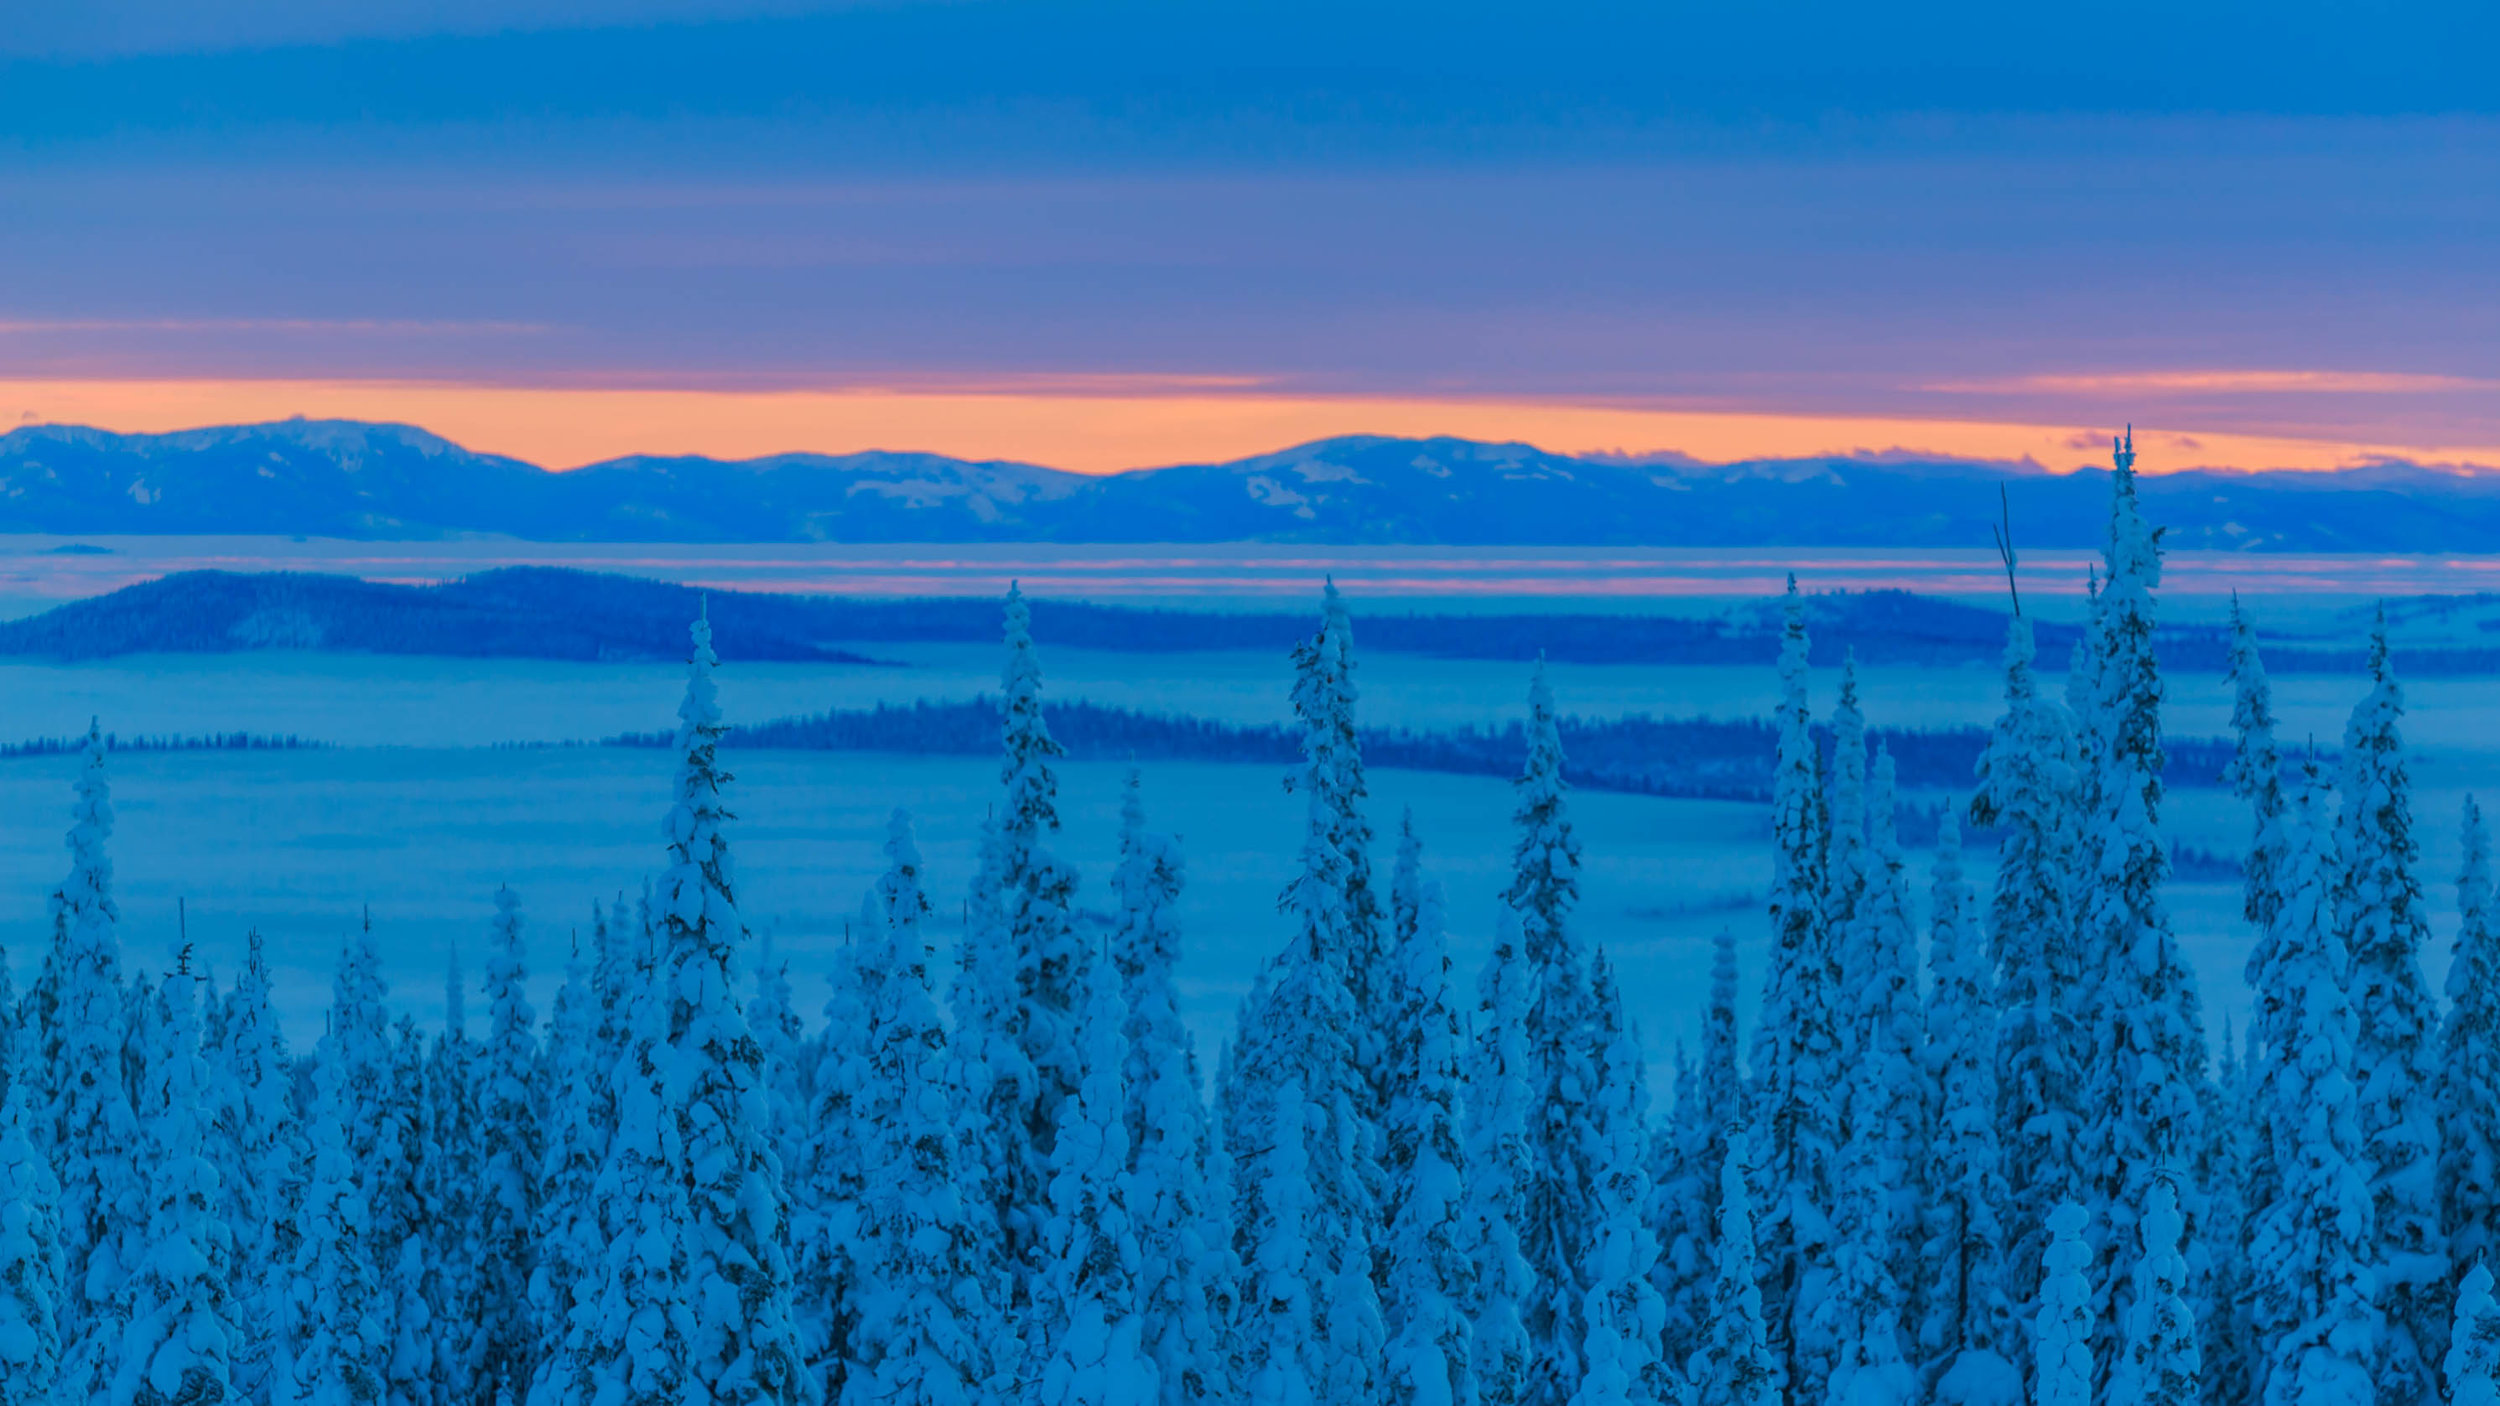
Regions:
[[0, 317, 549, 335], [1932, 369, 2500, 396]]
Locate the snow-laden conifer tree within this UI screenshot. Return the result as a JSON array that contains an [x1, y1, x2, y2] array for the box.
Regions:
[[2449, 1263, 2500, 1406], [1688, 1127, 1774, 1406], [1748, 579, 1838, 1406], [1383, 862, 1473, 1406], [1511, 661, 1596, 1406], [109, 970, 237, 1406], [1568, 960, 1666, 1406], [2335, 612, 2443, 1398], [2226, 594, 2291, 936], [524, 945, 603, 1406], [1322, 1153, 1387, 1406], [1818, 1016, 1915, 1406], [1463, 915, 1535, 1406], [1852, 747, 1924, 1296], [1916, 813, 2016, 1406], [844, 809, 995, 1406], [1305, 583, 1389, 1102], [2108, 1177, 2198, 1406], [649, 606, 809, 1406], [1242, 1077, 1318, 1406], [1112, 775, 1224, 1406], [1231, 584, 1388, 1406], [2445, 798, 2500, 1289], [548, 931, 688, 1406], [1967, 611, 2080, 1316], [1656, 932, 1742, 1377], [427, 951, 481, 1406], [0, 1083, 62, 1406], [799, 933, 872, 1404], [2035, 1205, 2094, 1406], [388, 1015, 445, 1406], [999, 584, 1091, 1249], [471, 886, 544, 1405], [44, 721, 142, 1370], [592, 897, 637, 1080], [1027, 937, 1154, 1406], [748, 930, 812, 1219], [291, 1073, 389, 1406], [214, 932, 302, 1403], [2246, 771, 2381, 1406], [948, 810, 1034, 1280], [2074, 434, 2209, 1356]]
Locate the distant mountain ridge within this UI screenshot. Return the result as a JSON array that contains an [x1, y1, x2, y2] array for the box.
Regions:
[[6, 418, 2500, 549]]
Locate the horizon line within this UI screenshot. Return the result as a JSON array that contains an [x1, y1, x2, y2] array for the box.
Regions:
[[8, 377, 2500, 478]]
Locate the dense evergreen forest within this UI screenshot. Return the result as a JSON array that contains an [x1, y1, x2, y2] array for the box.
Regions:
[[3, 442, 2495, 1406]]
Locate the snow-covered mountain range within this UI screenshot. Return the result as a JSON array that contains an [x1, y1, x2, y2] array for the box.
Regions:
[[5, 417, 2498, 548]]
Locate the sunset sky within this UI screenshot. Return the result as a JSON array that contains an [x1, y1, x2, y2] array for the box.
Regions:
[[4, 1, 2495, 474]]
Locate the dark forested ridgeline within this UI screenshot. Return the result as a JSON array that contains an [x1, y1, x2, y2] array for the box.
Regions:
[[0, 563, 2470, 674], [11, 417, 2500, 549], [605, 694, 2250, 809]]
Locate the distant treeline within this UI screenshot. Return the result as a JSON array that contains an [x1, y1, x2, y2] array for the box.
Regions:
[[0, 731, 322, 759], [0, 565, 2474, 675], [609, 695, 2251, 806]]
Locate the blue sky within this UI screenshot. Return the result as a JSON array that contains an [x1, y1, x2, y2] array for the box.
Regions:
[[2, 1, 2494, 471]]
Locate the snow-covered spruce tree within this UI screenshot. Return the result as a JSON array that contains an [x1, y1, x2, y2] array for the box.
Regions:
[[1462, 914, 1535, 1406], [1305, 582, 1390, 1104], [1383, 864, 1473, 1406], [426, 948, 482, 1406], [109, 970, 237, 1406], [2107, 1177, 2198, 1406], [0, 1082, 62, 1405], [1967, 610, 2080, 1317], [1854, 746, 1925, 1301], [2034, 1204, 2094, 1406], [389, 1015, 446, 1406], [844, 809, 995, 1406], [748, 929, 813, 1224], [1027, 936, 1153, 1406], [2335, 611, 2443, 1399], [2449, 1263, 2500, 1406], [2445, 798, 2500, 1291], [1916, 813, 2016, 1406], [1567, 959, 1665, 1406], [2199, 1014, 2257, 1406], [45, 720, 143, 1368], [548, 929, 689, 1406], [1817, 997, 1915, 1406], [471, 886, 544, 1406], [1112, 774, 1225, 1406], [2225, 594, 2291, 937], [1655, 931, 1743, 1378], [2074, 434, 2209, 1360], [1748, 578, 1838, 1406], [291, 1065, 389, 1406], [524, 943, 603, 1406], [998, 583, 1092, 1255], [592, 896, 637, 1080], [1242, 1077, 1318, 1406], [799, 933, 872, 1404], [214, 932, 303, 1404], [1688, 1128, 1775, 1406], [649, 607, 809, 1406], [947, 809, 1035, 1283], [2246, 772, 2381, 1406], [1385, 811, 1429, 1224], [1511, 660, 1596, 1406], [1232, 584, 1388, 1406]]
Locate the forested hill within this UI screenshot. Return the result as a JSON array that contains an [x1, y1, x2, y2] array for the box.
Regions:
[[9, 418, 2500, 548], [0, 565, 2449, 673]]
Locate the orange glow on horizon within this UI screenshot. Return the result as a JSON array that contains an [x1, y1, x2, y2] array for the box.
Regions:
[[5, 377, 2497, 477]]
